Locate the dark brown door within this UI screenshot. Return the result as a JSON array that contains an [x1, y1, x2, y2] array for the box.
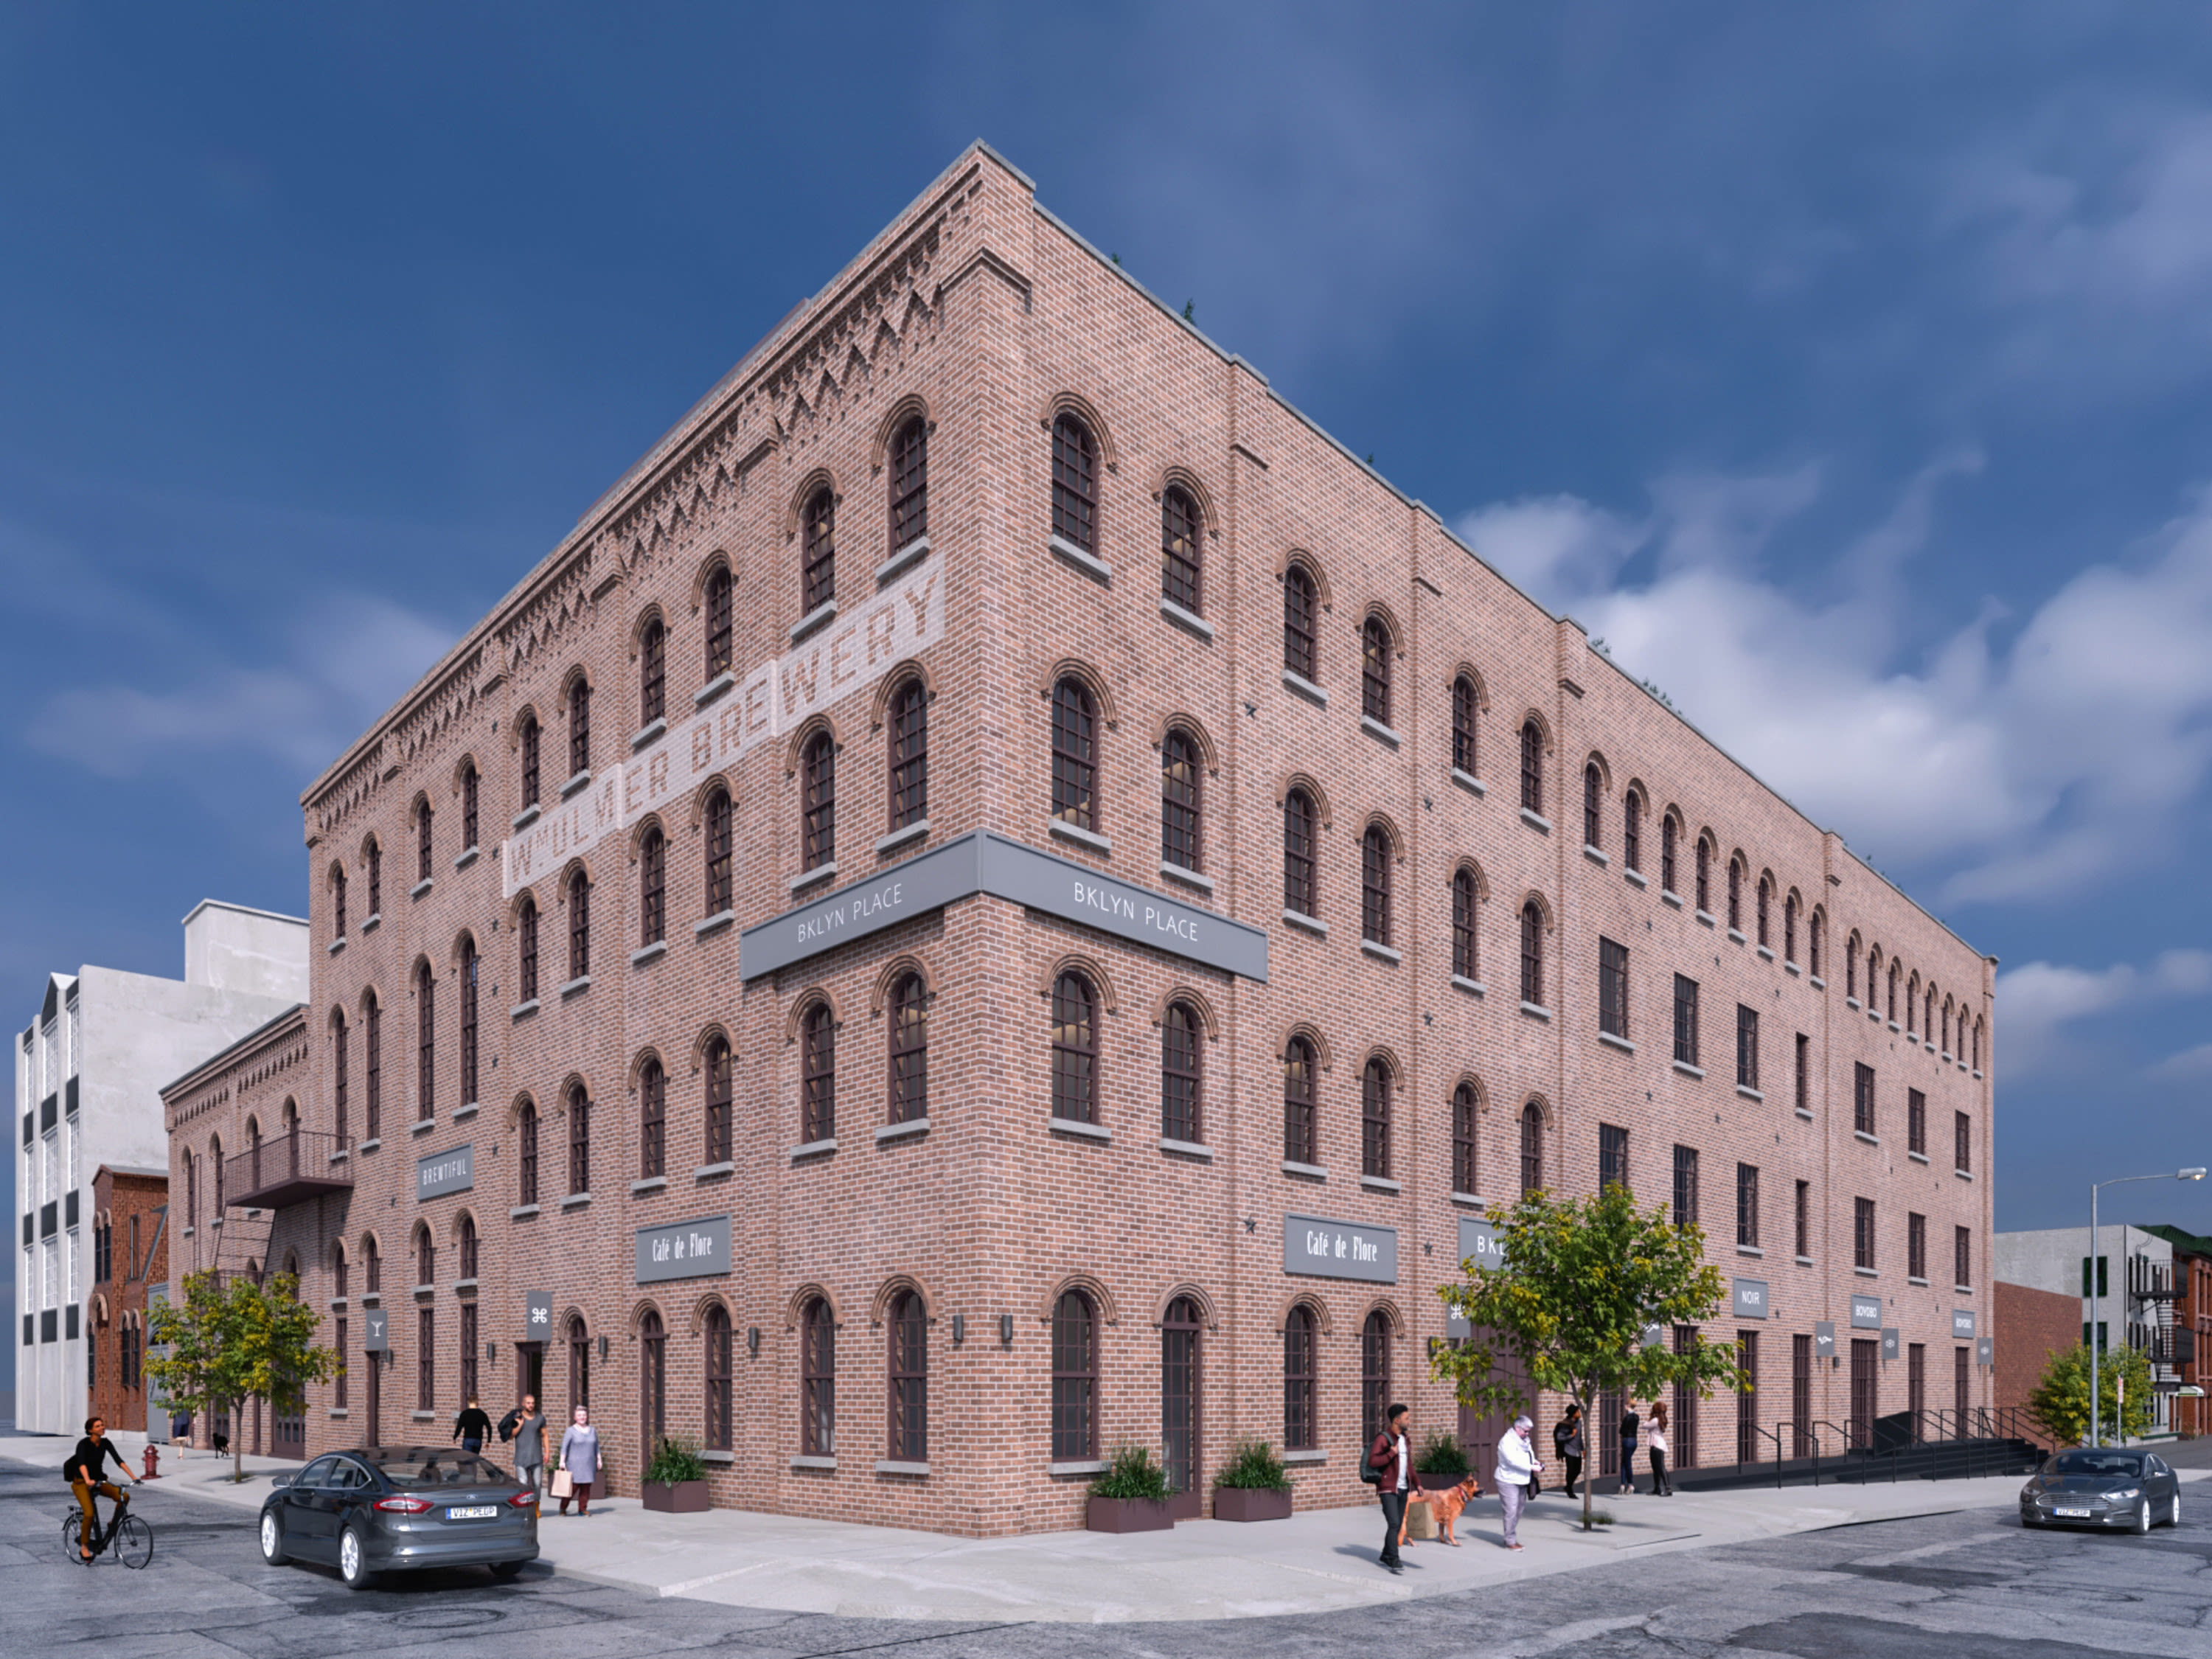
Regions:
[[1456, 1335, 1531, 1482], [1791, 1334, 1812, 1458], [517, 1342, 543, 1408], [1161, 1297, 1202, 1520], [363, 1352, 380, 1446], [1850, 1339, 1877, 1448]]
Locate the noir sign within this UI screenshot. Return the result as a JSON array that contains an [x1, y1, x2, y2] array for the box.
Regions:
[[417, 1144, 473, 1201], [1814, 1321, 1836, 1359], [1952, 1308, 1978, 1339], [1733, 1277, 1770, 1321], [363, 1307, 389, 1352], [1882, 1326, 1900, 1361], [636, 1214, 731, 1284], [1977, 1336, 1993, 1368], [526, 1291, 552, 1340], [1284, 1214, 1397, 1284], [1850, 1294, 1883, 1330]]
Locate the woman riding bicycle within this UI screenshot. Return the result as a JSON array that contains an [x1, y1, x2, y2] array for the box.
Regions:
[[65, 1416, 139, 1564]]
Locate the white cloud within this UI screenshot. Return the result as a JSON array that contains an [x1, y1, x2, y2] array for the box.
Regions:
[[1994, 949, 2212, 1071], [2151, 1042, 2212, 1081]]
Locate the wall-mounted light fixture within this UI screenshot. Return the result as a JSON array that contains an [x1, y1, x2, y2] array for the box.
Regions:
[[951, 1313, 966, 1346], [747, 1326, 760, 1357], [597, 1335, 609, 1361], [486, 1341, 498, 1361], [999, 1313, 1014, 1348]]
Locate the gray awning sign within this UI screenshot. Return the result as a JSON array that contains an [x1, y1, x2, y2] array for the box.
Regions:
[[1733, 1278, 1770, 1321], [1457, 1216, 1506, 1275], [526, 1291, 552, 1340], [1284, 1214, 1397, 1283], [636, 1214, 731, 1284], [417, 1144, 473, 1200], [1814, 1321, 1836, 1358], [1952, 1307, 1977, 1339], [1882, 1326, 1900, 1361], [363, 1307, 389, 1352], [1977, 1336, 1993, 1368], [1850, 1293, 1883, 1330]]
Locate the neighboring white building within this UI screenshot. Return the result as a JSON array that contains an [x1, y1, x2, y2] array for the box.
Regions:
[[13, 901, 307, 1436], [1995, 1224, 2180, 1436]]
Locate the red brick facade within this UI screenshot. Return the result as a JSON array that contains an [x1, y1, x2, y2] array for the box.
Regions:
[[1994, 1278, 2080, 1447], [167, 143, 1995, 1535], [87, 1165, 167, 1436]]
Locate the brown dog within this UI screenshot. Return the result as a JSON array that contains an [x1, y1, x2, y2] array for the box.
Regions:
[[1402, 1475, 1482, 1548]]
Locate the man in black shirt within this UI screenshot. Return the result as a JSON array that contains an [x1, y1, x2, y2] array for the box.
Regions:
[[65, 1416, 138, 1561], [452, 1396, 493, 1454], [1617, 1405, 1642, 1495]]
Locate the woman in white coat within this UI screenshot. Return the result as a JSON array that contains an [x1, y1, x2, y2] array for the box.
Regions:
[[1493, 1413, 1545, 1550]]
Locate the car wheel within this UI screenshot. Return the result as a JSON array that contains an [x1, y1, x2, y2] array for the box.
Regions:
[[489, 1559, 525, 1582], [2133, 1500, 2152, 1536], [339, 1526, 375, 1590], [2168, 1492, 2182, 1528], [260, 1512, 289, 1567]]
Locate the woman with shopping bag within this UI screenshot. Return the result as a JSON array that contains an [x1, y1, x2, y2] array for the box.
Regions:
[[555, 1405, 602, 1517]]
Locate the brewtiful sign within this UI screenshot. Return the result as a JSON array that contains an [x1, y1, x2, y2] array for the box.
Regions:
[[501, 555, 945, 897]]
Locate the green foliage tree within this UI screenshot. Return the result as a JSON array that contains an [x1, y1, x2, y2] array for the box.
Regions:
[[2025, 1341, 2154, 1447], [1433, 1182, 1745, 1531], [145, 1269, 337, 1484]]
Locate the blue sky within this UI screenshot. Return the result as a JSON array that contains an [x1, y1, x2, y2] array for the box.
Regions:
[[4, 2, 2211, 1255]]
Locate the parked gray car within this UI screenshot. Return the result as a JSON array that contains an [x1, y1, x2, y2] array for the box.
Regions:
[[259, 1446, 539, 1588], [2020, 1448, 2183, 1534]]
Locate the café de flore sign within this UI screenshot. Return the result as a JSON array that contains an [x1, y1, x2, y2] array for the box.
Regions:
[[636, 1215, 732, 1285], [1284, 1214, 1398, 1284]]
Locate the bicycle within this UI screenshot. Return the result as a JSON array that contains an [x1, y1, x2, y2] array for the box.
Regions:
[[61, 1492, 153, 1569]]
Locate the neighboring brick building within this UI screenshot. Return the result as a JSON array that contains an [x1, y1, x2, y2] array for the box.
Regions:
[[2143, 1224, 2211, 1436], [86, 1164, 167, 1433], [169, 142, 1997, 1535], [1994, 1278, 2079, 1448]]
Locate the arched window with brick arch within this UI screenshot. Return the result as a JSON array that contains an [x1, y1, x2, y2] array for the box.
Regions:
[[888, 1289, 928, 1461], [801, 1001, 836, 1144], [1050, 971, 1098, 1125], [1283, 1304, 1318, 1451], [1757, 874, 1773, 948], [1519, 721, 1546, 815], [1362, 1055, 1394, 1180], [362, 1232, 380, 1295], [1451, 868, 1479, 981], [890, 415, 928, 550], [639, 1055, 665, 1180], [639, 1307, 666, 1472], [459, 1212, 479, 1281], [1520, 902, 1545, 1007], [567, 1313, 591, 1420], [1051, 414, 1098, 553], [705, 787, 732, 916], [458, 936, 479, 1107], [1283, 564, 1318, 681], [568, 675, 591, 780], [332, 1010, 349, 1144], [1361, 1310, 1393, 1444], [1050, 676, 1097, 831], [704, 565, 734, 680], [1624, 790, 1642, 873], [1283, 1035, 1317, 1166], [1809, 911, 1823, 981], [516, 896, 538, 1004], [1784, 893, 1798, 964], [415, 961, 436, 1123], [332, 861, 347, 938], [364, 990, 382, 1140], [1696, 838, 1713, 914], [703, 1035, 732, 1164], [1161, 999, 1203, 1144], [639, 825, 665, 947], [1584, 762, 1603, 851], [1453, 1082, 1479, 1197], [1362, 823, 1394, 949], [703, 1304, 733, 1452], [1728, 858, 1745, 933], [888, 677, 928, 832], [889, 974, 928, 1125], [518, 715, 540, 811], [567, 869, 591, 981], [1161, 727, 1203, 874], [566, 1081, 590, 1197], [1662, 813, 1679, 894], [1283, 787, 1318, 919], [801, 730, 836, 871], [417, 797, 435, 884], [1520, 1102, 1545, 1194], [1362, 615, 1394, 726], [1050, 1289, 1098, 1459], [639, 616, 665, 730], [1452, 675, 1478, 776], [801, 484, 837, 614], [1161, 485, 1202, 614], [415, 1220, 435, 1289]]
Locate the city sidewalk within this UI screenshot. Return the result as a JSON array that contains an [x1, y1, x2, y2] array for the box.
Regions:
[[8, 1430, 2200, 1623]]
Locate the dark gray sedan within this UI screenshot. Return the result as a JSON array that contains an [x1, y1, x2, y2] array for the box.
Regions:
[[259, 1446, 539, 1588], [2020, 1448, 2183, 1534]]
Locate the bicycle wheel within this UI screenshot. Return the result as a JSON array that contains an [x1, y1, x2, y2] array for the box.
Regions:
[[113, 1512, 153, 1570], [61, 1512, 86, 1561]]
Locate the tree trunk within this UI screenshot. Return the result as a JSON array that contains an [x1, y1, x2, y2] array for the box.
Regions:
[[233, 1398, 246, 1484], [1581, 1392, 1594, 1531]]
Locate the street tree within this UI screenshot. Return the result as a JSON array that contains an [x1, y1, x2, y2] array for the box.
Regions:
[[2026, 1340, 2154, 1447], [146, 1268, 337, 1484]]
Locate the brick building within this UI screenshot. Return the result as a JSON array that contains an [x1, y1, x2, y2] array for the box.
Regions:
[[2143, 1225, 2211, 1436], [86, 1164, 167, 1433], [168, 142, 1995, 1534], [1993, 1277, 2079, 1448]]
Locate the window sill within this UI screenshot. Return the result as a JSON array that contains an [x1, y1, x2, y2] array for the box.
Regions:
[[510, 1205, 540, 1220], [510, 998, 539, 1021], [876, 1459, 931, 1477], [1450, 1190, 1485, 1208], [454, 1277, 478, 1295], [630, 1176, 667, 1195], [631, 718, 667, 754], [1695, 909, 1716, 928], [1519, 807, 1551, 835], [1888, 1020, 1902, 1032], [1795, 1255, 1813, 1267], [1450, 767, 1486, 799], [560, 1192, 591, 1210], [790, 599, 838, 644], [1360, 714, 1402, 748], [695, 910, 735, 939], [1908, 1150, 1929, 1164], [1282, 908, 1327, 938], [411, 878, 434, 901], [1159, 1136, 1211, 1161], [694, 671, 735, 709], [561, 770, 593, 801], [1953, 1284, 1973, 1295], [1048, 1459, 1107, 1477], [560, 975, 591, 1000], [1736, 1245, 1765, 1258], [790, 1455, 838, 1472], [1048, 534, 1111, 584], [789, 1138, 839, 1162], [1757, 945, 1775, 961], [1281, 668, 1329, 709], [1519, 1001, 1551, 1022], [1283, 1449, 1327, 1465], [1941, 1051, 1953, 1064], [412, 1117, 437, 1136], [1809, 976, 1826, 990], [329, 1408, 349, 1419], [1360, 1174, 1402, 1193], [1160, 596, 1214, 641], [447, 1101, 473, 1123], [1784, 959, 1799, 976], [1582, 844, 1607, 867], [1795, 1108, 1814, 1121], [181, 1226, 194, 1239], [694, 1161, 735, 1180], [512, 806, 541, 832], [1160, 860, 1214, 893], [358, 1138, 383, 1154], [1624, 867, 1647, 888], [1450, 974, 1485, 997], [457, 846, 482, 874], [1660, 889, 1683, 909], [329, 1147, 350, 1164], [327, 936, 347, 957], [1281, 1160, 1328, 1181], [357, 1290, 376, 1304], [876, 1118, 930, 1144], [1846, 996, 1862, 1011], [789, 861, 838, 894], [1908, 1276, 1929, 1287], [1048, 819, 1111, 856], [630, 940, 667, 967], [1954, 1168, 1975, 1181], [1972, 1070, 1983, 1081], [701, 1449, 736, 1465], [1736, 1085, 1764, 1103], [876, 535, 932, 585], [1360, 939, 1401, 964], [1855, 1131, 1880, 1146], [1728, 928, 1747, 945], [1854, 1266, 1879, 1278], [1672, 1060, 1705, 1079], [877, 819, 929, 858], [1599, 1030, 1635, 1054], [1048, 1118, 1110, 1143], [411, 1411, 437, 1422]]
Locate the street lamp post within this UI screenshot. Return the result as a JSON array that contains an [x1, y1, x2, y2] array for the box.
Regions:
[[2090, 1167, 2207, 1447]]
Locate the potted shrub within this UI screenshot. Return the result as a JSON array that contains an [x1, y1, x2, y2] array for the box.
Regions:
[[641, 1435, 711, 1513], [1213, 1439, 1293, 1522], [1415, 1430, 1470, 1486], [1085, 1445, 1175, 1533]]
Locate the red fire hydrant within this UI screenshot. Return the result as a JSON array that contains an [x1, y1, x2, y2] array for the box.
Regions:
[[142, 1444, 161, 1481]]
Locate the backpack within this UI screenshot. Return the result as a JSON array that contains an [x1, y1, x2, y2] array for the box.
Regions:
[[1359, 1432, 1385, 1486]]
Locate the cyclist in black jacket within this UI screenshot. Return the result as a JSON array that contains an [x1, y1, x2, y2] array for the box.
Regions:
[[65, 1417, 139, 1562]]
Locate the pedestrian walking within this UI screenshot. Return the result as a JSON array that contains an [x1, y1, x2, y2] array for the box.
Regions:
[[1617, 1402, 1641, 1495], [510, 1394, 546, 1498], [556, 1405, 602, 1517], [1647, 1401, 1674, 1495], [1366, 1402, 1413, 1575], [1552, 1404, 1585, 1499], [453, 1394, 493, 1454], [1495, 1413, 1544, 1549]]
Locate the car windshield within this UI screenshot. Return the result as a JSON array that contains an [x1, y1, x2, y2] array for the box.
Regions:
[[367, 1450, 511, 1487], [2051, 1451, 2143, 1478]]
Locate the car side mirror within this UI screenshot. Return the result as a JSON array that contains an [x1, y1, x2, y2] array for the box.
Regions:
[[271, 1473, 293, 1489]]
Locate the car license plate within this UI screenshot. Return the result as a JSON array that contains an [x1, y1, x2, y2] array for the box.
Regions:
[[2053, 1507, 2091, 1518], [448, 1505, 499, 1520]]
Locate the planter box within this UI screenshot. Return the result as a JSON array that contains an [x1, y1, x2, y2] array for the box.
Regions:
[[641, 1478, 710, 1513], [1213, 1485, 1293, 1522], [1086, 1495, 1175, 1533]]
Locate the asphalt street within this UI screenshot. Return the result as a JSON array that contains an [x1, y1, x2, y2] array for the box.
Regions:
[[3, 1456, 2206, 1659]]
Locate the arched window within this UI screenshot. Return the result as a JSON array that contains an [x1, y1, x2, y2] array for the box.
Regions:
[[1695, 838, 1712, 914], [332, 863, 348, 938], [801, 486, 837, 614], [1161, 1001, 1202, 1144], [890, 416, 928, 549], [462, 759, 479, 852], [209, 1134, 225, 1216], [1728, 858, 1744, 933], [1847, 936, 1860, 999], [1269, 1032, 1315, 1166], [888, 1289, 928, 1461], [1050, 414, 1097, 553], [1624, 790, 1642, 872], [1452, 675, 1478, 775], [1161, 728, 1202, 873], [1362, 1056, 1393, 1180], [1784, 894, 1798, 964], [517, 896, 539, 1004], [1283, 1304, 1318, 1451], [416, 1222, 435, 1288], [567, 1315, 591, 1419], [362, 1233, 380, 1295], [640, 617, 666, 728], [1050, 972, 1098, 1125], [1888, 959, 1900, 1023], [1661, 814, 1679, 894], [1584, 763, 1603, 850], [1360, 1310, 1392, 1445], [1452, 1082, 1478, 1196], [705, 787, 733, 916], [458, 937, 479, 1107], [459, 1213, 478, 1281], [333, 1239, 348, 1298], [640, 826, 665, 947], [519, 715, 541, 810], [1451, 868, 1479, 981], [567, 1081, 591, 1197], [1757, 875, 1772, 947], [1520, 902, 1545, 1007], [801, 1296, 835, 1455], [1161, 485, 1202, 614], [567, 869, 591, 981], [1161, 1295, 1201, 1500], [889, 974, 928, 1124], [1049, 1290, 1097, 1459], [703, 1304, 733, 1452], [640, 1308, 666, 1470], [1049, 677, 1097, 831], [1925, 986, 1936, 1039], [1809, 912, 1823, 980], [801, 731, 836, 870], [1361, 824, 1394, 948], [568, 675, 592, 779], [888, 678, 928, 832], [364, 992, 382, 1140], [332, 1011, 349, 1144], [367, 835, 383, 915], [1520, 1102, 1544, 1194], [703, 1037, 732, 1164], [639, 1056, 665, 1180], [1520, 721, 1544, 815], [705, 565, 734, 680], [1282, 788, 1318, 918], [417, 798, 435, 883], [184, 1154, 198, 1232], [1283, 564, 1318, 681], [415, 961, 436, 1122], [1361, 616, 1393, 726], [801, 1002, 836, 1144]]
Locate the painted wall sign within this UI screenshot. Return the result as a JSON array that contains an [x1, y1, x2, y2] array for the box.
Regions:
[[1882, 1326, 1900, 1361], [1814, 1321, 1836, 1359], [1284, 1214, 1398, 1284], [501, 556, 945, 897], [636, 1214, 732, 1284], [363, 1307, 389, 1352], [417, 1144, 473, 1201], [526, 1291, 552, 1341], [740, 830, 1270, 982], [1952, 1308, 1978, 1340], [1850, 1293, 1883, 1330], [1733, 1278, 1770, 1321]]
